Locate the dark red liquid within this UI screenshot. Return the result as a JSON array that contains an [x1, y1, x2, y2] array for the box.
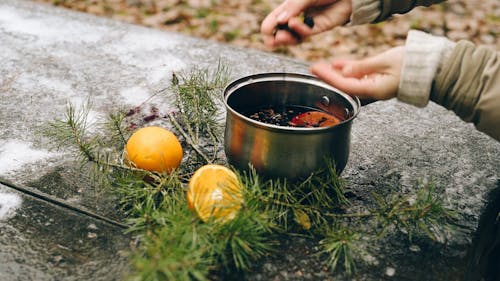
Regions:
[[243, 105, 348, 128]]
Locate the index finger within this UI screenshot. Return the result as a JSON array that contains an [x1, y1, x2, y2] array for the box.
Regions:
[[310, 62, 380, 100], [261, 1, 312, 46]]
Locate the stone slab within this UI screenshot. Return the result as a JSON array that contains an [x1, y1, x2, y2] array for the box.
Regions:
[[0, 183, 130, 281], [0, 0, 499, 280]]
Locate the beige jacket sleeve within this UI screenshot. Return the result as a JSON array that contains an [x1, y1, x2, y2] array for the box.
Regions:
[[396, 30, 499, 142], [350, 1, 500, 141], [432, 41, 500, 141]]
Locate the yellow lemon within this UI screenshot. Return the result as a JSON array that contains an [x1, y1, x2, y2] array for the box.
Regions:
[[125, 126, 183, 173], [187, 164, 243, 223]]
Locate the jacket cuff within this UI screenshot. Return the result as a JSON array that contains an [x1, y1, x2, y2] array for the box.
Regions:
[[350, 0, 381, 25], [397, 30, 455, 107]]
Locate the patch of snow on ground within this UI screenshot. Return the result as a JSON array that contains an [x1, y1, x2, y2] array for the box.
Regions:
[[0, 192, 22, 221], [0, 140, 55, 175], [120, 86, 151, 106]]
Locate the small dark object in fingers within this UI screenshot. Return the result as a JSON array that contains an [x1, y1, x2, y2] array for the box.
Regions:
[[273, 16, 315, 41], [303, 16, 314, 28], [275, 23, 301, 40]]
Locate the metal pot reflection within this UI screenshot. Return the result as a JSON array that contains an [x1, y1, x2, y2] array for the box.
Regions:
[[223, 73, 360, 179]]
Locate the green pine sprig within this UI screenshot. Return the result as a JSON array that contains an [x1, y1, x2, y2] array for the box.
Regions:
[[41, 65, 464, 279], [318, 224, 361, 275], [168, 62, 230, 165]]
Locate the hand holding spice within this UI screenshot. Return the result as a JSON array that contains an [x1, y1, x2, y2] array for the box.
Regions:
[[274, 15, 314, 42], [261, 0, 352, 48]]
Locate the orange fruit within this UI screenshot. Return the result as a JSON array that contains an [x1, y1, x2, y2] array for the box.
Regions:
[[187, 164, 243, 223], [125, 126, 183, 173]]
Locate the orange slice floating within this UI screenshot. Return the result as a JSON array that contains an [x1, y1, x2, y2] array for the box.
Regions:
[[290, 111, 340, 127]]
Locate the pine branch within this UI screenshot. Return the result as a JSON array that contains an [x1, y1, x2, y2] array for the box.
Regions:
[[167, 62, 230, 165], [167, 112, 211, 164], [42, 101, 97, 162], [129, 197, 214, 281], [318, 225, 360, 275], [106, 111, 128, 146], [39, 64, 465, 280]]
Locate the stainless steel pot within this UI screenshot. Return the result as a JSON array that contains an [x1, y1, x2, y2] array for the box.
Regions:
[[223, 73, 360, 179]]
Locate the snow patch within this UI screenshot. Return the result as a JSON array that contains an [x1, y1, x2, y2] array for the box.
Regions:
[[0, 140, 55, 175], [103, 32, 186, 73], [34, 75, 75, 95], [120, 86, 151, 106], [0, 192, 22, 221], [0, 6, 102, 43]]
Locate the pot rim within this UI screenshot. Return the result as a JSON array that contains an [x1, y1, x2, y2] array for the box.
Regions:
[[223, 72, 361, 132]]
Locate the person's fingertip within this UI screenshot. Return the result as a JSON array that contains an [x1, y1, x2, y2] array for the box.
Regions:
[[260, 23, 269, 35], [309, 62, 328, 74], [330, 60, 344, 71], [309, 66, 319, 77], [331, 59, 349, 67], [262, 36, 274, 48], [331, 60, 342, 67], [275, 30, 300, 46], [342, 65, 353, 76]]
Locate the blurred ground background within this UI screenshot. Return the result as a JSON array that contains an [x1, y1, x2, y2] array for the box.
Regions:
[[32, 0, 498, 62]]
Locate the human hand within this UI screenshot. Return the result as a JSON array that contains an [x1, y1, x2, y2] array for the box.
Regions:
[[310, 46, 405, 101], [261, 0, 352, 48]]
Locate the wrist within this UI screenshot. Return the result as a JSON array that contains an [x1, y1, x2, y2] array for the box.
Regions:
[[397, 30, 455, 107]]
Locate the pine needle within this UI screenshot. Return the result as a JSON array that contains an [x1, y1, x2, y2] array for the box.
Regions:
[[40, 64, 465, 279]]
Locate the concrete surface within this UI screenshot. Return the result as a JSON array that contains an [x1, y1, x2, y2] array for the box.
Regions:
[[0, 0, 499, 280]]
